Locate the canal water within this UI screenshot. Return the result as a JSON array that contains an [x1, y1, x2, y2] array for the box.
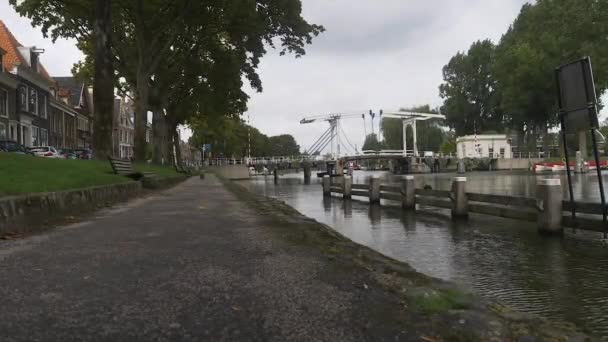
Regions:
[[238, 170, 608, 338]]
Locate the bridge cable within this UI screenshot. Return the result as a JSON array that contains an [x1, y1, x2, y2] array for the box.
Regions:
[[306, 126, 332, 154], [339, 122, 358, 154]]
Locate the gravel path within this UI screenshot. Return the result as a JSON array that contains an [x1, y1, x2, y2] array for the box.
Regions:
[[0, 175, 412, 341]]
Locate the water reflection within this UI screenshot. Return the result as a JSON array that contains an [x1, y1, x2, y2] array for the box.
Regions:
[[240, 172, 608, 337]]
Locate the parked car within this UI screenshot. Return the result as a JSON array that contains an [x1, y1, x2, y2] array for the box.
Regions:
[[0, 139, 34, 155], [74, 148, 93, 160], [59, 149, 78, 159], [30, 146, 61, 158]]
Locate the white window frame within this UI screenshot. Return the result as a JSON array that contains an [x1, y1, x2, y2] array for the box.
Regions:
[[40, 128, 48, 146], [31, 125, 40, 147], [0, 88, 7, 118], [18, 85, 28, 112], [40, 95, 47, 119], [29, 88, 38, 115], [0, 122, 6, 139]]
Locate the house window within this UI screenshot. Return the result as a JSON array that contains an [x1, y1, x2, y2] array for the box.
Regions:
[[40, 128, 48, 146], [31, 126, 40, 146], [488, 148, 494, 158], [18, 85, 28, 111], [0, 88, 7, 118], [29, 88, 38, 115], [40, 95, 47, 119], [500, 148, 505, 158], [0, 123, 6, 138]]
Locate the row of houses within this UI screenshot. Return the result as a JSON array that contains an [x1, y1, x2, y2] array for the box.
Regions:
[[0, 20, 139, 159]]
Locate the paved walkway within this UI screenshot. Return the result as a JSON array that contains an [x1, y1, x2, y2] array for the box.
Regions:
[[0, 175, 408, 341]]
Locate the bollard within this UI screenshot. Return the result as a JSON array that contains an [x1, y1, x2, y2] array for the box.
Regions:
[[343, 176, 352, 199], [369, 176, 381, 204], [273, 168, 278, 184], [401, 175, 416, 210], [304, 165, 311, 184], [347, 167, 353, 177], [199, 172, 205, 180], [536, 179, 563, 234], [451, 177, 468, 218], [457, 159, 466, 174], [322, 175, 331, 197]]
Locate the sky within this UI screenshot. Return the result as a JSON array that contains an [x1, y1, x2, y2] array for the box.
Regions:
[[2, 0, 604, 154]]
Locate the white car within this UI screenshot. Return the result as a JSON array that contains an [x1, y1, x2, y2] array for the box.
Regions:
[[30, 146, 61, 158]]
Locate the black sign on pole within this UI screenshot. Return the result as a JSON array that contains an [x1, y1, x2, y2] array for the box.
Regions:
[[555, 56, 607, 237]]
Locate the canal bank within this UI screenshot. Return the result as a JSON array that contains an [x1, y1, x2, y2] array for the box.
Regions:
[[239, 171, 608, 338], [221, 175, 589, 340]]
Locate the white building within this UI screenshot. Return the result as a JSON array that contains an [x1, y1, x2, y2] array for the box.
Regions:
[[456, 134, 512, 159]]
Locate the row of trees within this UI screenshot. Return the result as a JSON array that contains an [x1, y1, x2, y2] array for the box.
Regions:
[[439, 0, 608, 151], [189, 116, 300, 158], [11, 0, 323, 164]]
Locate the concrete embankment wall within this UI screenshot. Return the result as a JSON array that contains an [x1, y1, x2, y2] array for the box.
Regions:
[[494, 158, 543, 170], [0, 175, 189, 236], [208, 165, 250, 180]]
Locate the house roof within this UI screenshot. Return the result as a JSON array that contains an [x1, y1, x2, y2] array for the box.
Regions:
[[0, 20, 53, 82], [54, 76, 85, 107]]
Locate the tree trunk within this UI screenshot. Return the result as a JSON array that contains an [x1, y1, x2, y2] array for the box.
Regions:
[[173, 127, 182, 167], [152, 108, 168, 164], [92, 0, 114, 160], [133, 73, 149, 161]]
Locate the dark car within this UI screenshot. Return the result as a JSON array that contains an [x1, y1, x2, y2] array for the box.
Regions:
[[0, 139, 34, 155], [59, 149, 78, 159], [74, 148, 93, 160]]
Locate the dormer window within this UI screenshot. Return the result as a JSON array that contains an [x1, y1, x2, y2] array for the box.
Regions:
[[30, 51, 38, 72]]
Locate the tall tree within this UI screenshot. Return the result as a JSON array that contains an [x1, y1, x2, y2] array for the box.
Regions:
[[362, 134, 383, 151], [439, 40, 501, 136]]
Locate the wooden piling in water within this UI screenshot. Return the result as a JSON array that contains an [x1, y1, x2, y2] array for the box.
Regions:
[[536, 179, 563, 234], [323, 175, 331, 197], [451, 177, 468, 218], [401, 175, 416, 210], [343, 176, 352, 199], [369, 176, 380, 204]]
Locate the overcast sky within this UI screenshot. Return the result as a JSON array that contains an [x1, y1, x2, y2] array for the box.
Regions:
[[5, 0, 603, 154]]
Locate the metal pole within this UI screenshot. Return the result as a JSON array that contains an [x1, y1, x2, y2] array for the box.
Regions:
[[561, 115, 575, 221], [590, 127, 607, 237]]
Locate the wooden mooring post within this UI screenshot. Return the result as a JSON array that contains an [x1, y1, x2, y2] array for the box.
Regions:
[[322, 174, 605, 235], [369, 176, 380, 204], [322, 175, 331, 197], [536, 179, 563, 234], [303, 165, 311, 184], [401, 175, 416, 210]]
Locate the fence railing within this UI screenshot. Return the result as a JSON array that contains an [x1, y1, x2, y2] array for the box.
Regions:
[[321, 175, 607, 235]]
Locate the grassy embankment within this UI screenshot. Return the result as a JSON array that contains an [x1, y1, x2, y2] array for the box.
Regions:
[[0, 153, 181, 196]]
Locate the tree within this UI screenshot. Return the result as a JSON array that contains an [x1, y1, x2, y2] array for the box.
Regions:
[[268, 135, 300, 156], [13, 0, 324, 161], [362, 134, 383, 151], [381, 105, 446, 152], [439, 40, 502, 136], [92, 0, 114, 160]]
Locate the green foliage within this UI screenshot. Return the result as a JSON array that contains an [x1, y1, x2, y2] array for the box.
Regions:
[[11, 0, 324, 160], [440, 0, 608, 140], [362, 133, 384, 151], [439, 40, 502, 136], [411, 289, 473, 314], [381, 105, 446, 152], [440, 132, 456, 155], [189, 117, 300, 158]]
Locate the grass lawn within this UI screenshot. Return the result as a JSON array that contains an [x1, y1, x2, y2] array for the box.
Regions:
[[0, 153, 181, 196]]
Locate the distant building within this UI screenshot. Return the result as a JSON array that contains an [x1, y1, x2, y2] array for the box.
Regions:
[[113, 98, 135, 159], [0, 20, 53, 147], [456, 134, 512, 159], [54, 77, 93, 148]]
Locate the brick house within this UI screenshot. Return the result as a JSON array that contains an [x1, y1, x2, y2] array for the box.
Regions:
[[54, 77, 93, 148], [0, 20, 53, 147], [0, 47, 18, 140]]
